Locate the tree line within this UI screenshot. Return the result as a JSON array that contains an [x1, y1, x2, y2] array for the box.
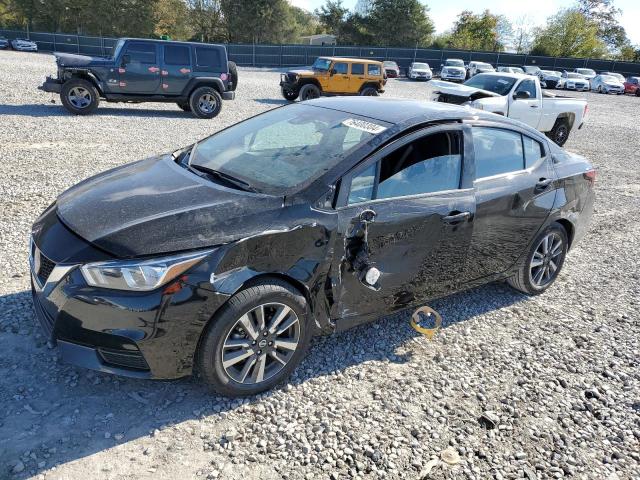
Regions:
[[1, 0, 638, 61]]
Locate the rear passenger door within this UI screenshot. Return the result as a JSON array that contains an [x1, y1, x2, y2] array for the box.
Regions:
[[464, 125, 555, 281], [161, 44, 192, 95], [118, 41, 161, 94], [349, 62, 366, 92]]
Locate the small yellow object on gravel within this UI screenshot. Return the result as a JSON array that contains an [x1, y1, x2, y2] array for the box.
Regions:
[[440, 447, 461, 465], [410, 306, 442, 339]]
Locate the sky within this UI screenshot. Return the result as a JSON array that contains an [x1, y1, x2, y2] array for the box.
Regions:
[[290, 0, 640, 44]]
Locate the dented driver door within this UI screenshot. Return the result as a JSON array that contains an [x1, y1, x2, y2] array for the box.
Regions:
[[331, 125, 476, 328]]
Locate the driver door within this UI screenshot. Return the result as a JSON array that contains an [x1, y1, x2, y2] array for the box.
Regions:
[[331, 125, 475, 327], [509, 79, 541, 128], [326, 61, 350, 93]]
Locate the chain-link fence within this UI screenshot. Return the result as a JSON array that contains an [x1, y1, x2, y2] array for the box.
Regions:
[[2, 28, 639, 76]]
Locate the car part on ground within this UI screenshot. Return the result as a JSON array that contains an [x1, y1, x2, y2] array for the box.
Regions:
[[29, 96, 594, 396], [430, 72, 588, 146], [279, 56, 386, 101], [38, 38, 235, 118]]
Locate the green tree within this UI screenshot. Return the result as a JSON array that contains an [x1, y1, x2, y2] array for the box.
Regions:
[[188, 0, 224, 42], [366, 0, 434, 47], [315, 0, 347, 36], [221, 0, 297, 43], [578, 0, 627, 49], [154, 0, 191, 40], [617, 43, 640, 62], [448, 10, 503, 51], [531, 8, 606, 58]]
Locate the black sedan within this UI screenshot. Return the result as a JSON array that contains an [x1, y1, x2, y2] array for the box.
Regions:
[[30, 98, 595, 397]]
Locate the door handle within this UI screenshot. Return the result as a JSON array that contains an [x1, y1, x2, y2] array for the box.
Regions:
[[442, 211, 470, 224], [535, 178, 553, 191], [530, 105, 539, 108]]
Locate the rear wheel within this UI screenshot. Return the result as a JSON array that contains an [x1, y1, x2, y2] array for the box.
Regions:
[[360, 86, 378, 96], [189, 86, 222, 119], [196, 279, 312, 397], [547, 118, 570, 146], [299, 83, 321, 101], [636, 89, 640, 97], [60, 78, 99, 115], [507, 223, 568, 295]]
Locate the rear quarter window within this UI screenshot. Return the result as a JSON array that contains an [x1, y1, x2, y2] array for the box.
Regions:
[[195, 47, 223, 72]]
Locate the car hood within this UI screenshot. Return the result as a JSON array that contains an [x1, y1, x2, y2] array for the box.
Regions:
[[430, 80, 501, 100], [411, 69, 431, 73], [55, 155, 285, 258], [287, 69, 315, 76], [55, 52, 113, 67]]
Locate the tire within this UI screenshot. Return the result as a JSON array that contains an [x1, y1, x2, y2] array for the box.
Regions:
[[60, 78, 99, 115], [177, 102, 191, 112], [227, 61, 238, 91], [189, 86, 222, 119], [636, 89, 640, 97], [281, 88, 298, 101], [299, 83, 321, 101], [196, 279, 312, 397], [597, 85, 602, 93], [546, 118, 570, 146], [360, 86, 378, 96], [507, 223, 569, 296]]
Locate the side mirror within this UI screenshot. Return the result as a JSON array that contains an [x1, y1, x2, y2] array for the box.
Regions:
[[121, 54, 131, 66], [513, 90, 530, 100], [359, 209, 377, 223]]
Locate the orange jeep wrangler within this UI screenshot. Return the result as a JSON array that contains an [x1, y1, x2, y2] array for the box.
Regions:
[[280, 57, 387, 101]]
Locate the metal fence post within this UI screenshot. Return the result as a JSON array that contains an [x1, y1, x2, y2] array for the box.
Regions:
[[496, 52, 500, 66], [252, 42, 256, 67], [53, 33, 56, 52]]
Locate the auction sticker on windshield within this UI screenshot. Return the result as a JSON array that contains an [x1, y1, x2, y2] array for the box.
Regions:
[[342, 118, 387, 134]]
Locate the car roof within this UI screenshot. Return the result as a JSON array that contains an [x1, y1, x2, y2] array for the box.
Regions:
[[473, 71, 528, 80], [318, 56, 382, 64], [119, 37, 225, 48], [303, 97, 532, 130]]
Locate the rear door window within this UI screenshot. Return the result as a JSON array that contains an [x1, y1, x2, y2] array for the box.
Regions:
[[125, 42, 156, 64], [164, 45, 190, 66], [351, 63, 365, 75], [472, 128, 524, 178]]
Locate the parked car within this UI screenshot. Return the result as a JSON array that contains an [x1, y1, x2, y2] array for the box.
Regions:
[[431, 72, 588, 146], [560, 72, 590, 91], [498, 66, 525, 74], [573, 68, 596, 82], [39, 38, 236, 117], [439, 58, 466, 82], [467, 61, 495, 78], [382, 61, 400, 78], [538, 70, 562, 89], [522, 65, 541, 76], [623, 76, 640, 96], [600, 72, 625, 83], [280, 57, 386, 101], [11, 38, 38, 51], [0, 36, 9, 49], [407, 62, 432, 80], [590, 74, 625, 94], [29, 97, 595, 396]]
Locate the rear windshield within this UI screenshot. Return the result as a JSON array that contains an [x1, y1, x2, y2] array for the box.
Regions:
[[464, 74, 517, 95], [189, 104, 389, 194]]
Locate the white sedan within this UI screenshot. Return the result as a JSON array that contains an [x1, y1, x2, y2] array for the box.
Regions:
[[11, 38, 38, 52]]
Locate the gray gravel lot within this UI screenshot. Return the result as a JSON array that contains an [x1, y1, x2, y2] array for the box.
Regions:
[[0, 50, 638, 480]]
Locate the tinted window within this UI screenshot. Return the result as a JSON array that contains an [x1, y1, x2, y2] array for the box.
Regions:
[[125, 42, 156, 64], [473, 128, 524, 178], [348, 131, 462, 204], [164, 45, 190, 65], [351, 63, 365, 75], [333, 62, 348, 74], [523, 136, 543, 168], [368, 64, 381, 76], [464, 74, 517, 95], [516, 79, 537, 98], [195, 47, 221, 70]]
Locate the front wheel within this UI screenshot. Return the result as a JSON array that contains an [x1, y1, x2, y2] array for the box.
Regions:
[[196, 279, 312, 397], [360, 86, 378, 96], [546, 118, 570, 146], [281, 88, 298, 101], [60, 78, 99, 115], [189, 87, 222, 119], [299, 83, 321, 101], [507, 223, 569, 295]]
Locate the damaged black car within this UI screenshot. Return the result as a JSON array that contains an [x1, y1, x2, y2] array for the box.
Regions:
[[30, 98, 595, 396]]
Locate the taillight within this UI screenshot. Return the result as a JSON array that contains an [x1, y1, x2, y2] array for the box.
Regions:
[[220, 73, 228, 81], [583, 104, 589, 119], [584, 169, 596, 185]]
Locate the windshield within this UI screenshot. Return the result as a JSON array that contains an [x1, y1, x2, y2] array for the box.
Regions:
[[112, 39, 125, 59], [312, 57, 331, 71], [412, 63, 429, 69], [189, 104, 388, 194], [566, 73, 583, 79], [463, 74, 517, 95], [383, 61, 397, 67], [577, 69, 595, 76], [600, 75, 617, 82], [476, 63, 493, 69], [445, 59, 464, 67]]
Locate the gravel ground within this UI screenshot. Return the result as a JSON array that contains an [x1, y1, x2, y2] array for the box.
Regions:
[[0, 50, 638, 480]]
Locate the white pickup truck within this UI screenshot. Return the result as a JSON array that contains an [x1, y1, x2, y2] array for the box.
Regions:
[[430, 72, 588, 146]]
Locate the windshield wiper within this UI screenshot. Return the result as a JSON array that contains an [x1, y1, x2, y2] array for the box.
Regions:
[[188, 164, 257, 193]]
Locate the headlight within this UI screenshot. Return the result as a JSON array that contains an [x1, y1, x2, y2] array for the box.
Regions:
[[80, 250, 212, 291]]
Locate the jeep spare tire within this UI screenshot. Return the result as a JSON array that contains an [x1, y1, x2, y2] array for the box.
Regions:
[[228, 61, 238, 91]]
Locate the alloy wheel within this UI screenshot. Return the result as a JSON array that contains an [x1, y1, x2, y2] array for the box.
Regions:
[[198, 94, 218, 114], [68, 86, 91, 108], [555, 125, 568, 144], [529, 232, 564, 288], [221, 303, 300, 385]]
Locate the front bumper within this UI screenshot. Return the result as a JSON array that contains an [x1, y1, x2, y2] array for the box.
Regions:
[[440, 72, 465, 82], [39, 76, 62, 94], [410, 73, 432, 80]]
